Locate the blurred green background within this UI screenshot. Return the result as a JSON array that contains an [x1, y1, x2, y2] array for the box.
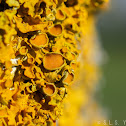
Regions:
[[96, 0, 126, 123]]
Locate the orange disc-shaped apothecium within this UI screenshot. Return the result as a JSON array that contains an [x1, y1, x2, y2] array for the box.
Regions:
[[27, 55, 34, 64], [30, 34, 48, 48], [70, 62, 77, 71], [43, 53, 64, 70], [49, 24, 63, 36], [63, 72, 74, 84], [27, 57, 34, 64], [19, 46, 28, 55], [56, 9, 65, 20], [43, 83, 56, 96]]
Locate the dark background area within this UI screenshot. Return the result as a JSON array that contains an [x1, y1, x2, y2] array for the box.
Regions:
[[96, 0, 126, 122]]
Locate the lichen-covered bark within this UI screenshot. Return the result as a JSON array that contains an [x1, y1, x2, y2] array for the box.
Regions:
[[0, 0, 109, 126]]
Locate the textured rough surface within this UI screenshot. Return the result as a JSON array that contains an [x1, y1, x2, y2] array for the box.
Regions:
[[0, 0, 109, 126]]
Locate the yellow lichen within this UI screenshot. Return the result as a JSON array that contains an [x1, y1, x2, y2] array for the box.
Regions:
[[0, 0, 109, 125]]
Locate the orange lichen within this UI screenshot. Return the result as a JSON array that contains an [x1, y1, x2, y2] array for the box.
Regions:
[[70, 62, 77, 71], [27, 54, 34, 64], [19, 46, 28, 55], [56, 9, 66, 20], [43, 53, 64, 70], [61, 46, 68, 53], [63, 71, 74, 84], [43, 83, 56, 96], [48, 24, 63, 36], [30, 33, 48, 48]]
